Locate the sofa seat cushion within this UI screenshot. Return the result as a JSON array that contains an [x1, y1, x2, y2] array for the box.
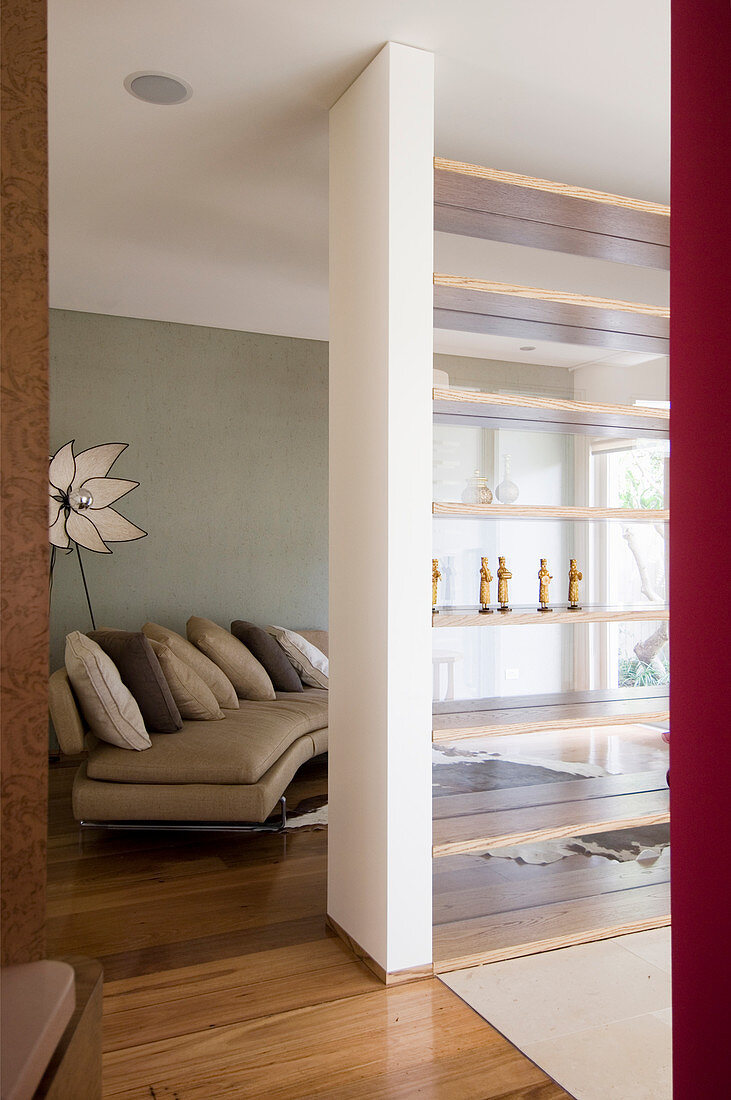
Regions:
[[86, 692, 328, 786]]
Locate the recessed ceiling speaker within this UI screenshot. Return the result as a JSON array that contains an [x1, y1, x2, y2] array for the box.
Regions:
[[124, 71, 193, 105]]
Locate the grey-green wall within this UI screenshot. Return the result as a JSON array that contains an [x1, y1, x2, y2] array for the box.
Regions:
[[434, 353, 573, 397], [49, 310, 329, 672]]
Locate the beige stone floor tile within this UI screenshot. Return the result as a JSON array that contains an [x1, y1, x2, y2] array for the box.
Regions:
[[653, 1007, 672, 1027], [617, 926, 671, 972], [439, 938, 671, 1046], [524, 1013, 672, 1100]]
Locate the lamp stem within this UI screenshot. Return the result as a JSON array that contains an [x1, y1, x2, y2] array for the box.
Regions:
[[75, 543, 96, 629], [49, 545, 56, 608]]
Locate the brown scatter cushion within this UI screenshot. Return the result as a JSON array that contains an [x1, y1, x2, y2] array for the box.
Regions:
[[89, 628, 182, 733], [230, 620, 304, 693], [142, 622, 239, 709], [147, 639, 225, 721], [186, 616, 275, 701]]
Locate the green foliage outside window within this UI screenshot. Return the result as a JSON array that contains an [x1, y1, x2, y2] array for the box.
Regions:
[[618, 654, 670, 687], [617, 448, 666, 510]]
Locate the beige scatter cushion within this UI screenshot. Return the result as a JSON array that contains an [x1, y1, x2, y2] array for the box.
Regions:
[[266, 626, 329, 688], [148, 639, 225, 721], [65, 631, 151, 750], [186, 616, 276, 702], [142, 622, 239, 710]]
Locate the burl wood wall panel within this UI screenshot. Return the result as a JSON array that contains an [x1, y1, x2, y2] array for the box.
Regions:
[[1, 0, 50, 964]]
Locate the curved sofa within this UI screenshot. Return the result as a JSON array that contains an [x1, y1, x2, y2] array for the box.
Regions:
[[49, 630, 328, 828]]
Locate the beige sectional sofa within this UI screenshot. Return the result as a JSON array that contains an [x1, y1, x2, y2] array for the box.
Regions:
[[50, 630, 328, 830]]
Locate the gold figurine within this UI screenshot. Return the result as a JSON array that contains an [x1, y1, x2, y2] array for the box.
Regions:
[[497, 556, 512, 612], [479, 556, 494, 613], [568, 558, 583, 609], [537, 558, 553, 611], [432, 558, 442, 613]]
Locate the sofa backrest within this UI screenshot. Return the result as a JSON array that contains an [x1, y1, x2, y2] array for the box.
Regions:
[[50, 629, 328, 756], [297, 629, 329, 658], [49, 668, 87, 756]]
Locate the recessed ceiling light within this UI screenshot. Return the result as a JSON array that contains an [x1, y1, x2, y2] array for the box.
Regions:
[[520, 345, 536, 351], [124, 71, 192, 105]]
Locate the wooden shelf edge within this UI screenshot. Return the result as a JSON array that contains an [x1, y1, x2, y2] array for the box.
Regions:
[[433, 387, 669, 423], [433, 913, 671, 973], [433, 607, 669, 629], [433, 275, 670, 319], [433, 159, 668, 269], [434, 158, 670, 218], [432, 503, 669, 520], [432, 708, 670, 742], [432, 809, 670, 858]]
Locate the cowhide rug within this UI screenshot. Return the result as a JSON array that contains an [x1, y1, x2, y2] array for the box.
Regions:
[[431, 742, 606, 795], [483, 823, 670, 866], [285, 797, 328, 831]]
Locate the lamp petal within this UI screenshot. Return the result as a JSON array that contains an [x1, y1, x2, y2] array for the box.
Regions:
[[71, 442, 128, 489], [49, 441, 76, 492], [49, 493, 62, 527], [66, 510, 112, 553], [90, 507, 147, 543], [82, 477, 139, 508], [49, 510, 70, 549]]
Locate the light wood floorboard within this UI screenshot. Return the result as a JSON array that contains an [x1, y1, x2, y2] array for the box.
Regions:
[[434, 883, 671, 971], [435, 849, 670, 924], [433, 697, 669, 740], [433, 770, 667, 819], [47, 759, 568, 1099], [433, 788, 669, 856]]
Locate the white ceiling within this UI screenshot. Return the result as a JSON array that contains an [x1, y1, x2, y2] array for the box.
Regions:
[[433, 330, 665, 370], [49, 0, 670, 340]]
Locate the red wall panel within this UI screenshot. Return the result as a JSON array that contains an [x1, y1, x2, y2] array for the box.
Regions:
[[670, 1, 731, 1092]]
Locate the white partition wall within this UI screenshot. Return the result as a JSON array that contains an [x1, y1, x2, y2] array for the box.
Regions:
[[328, 42, 434, 977]]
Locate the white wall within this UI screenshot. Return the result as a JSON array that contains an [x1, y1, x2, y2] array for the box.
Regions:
[[572, 356, 668, 405], [328, 43, 434, 974], [434, 234, 669, 308]]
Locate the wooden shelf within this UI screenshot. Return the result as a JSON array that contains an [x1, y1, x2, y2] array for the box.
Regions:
[[433, 502, 668, 521], [433, 274, 669, 355], [433, 883, 670, 971], [433, 387, 669, 438], [431, 158, 671, 971], [434, 157, 670, 270], [433, 696, 669, 742], [432, 788, 669, 858], [432, 605, 669, 629]]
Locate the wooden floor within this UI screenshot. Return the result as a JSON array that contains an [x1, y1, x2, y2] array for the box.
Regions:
[[47, 758, 568, 1099], [432, 725, 670, 970], [432, 695, 669, 741], [433, 778, 669, 856]]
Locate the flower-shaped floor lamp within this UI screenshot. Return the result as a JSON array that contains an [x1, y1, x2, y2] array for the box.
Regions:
[[49, 440, 147, 628]]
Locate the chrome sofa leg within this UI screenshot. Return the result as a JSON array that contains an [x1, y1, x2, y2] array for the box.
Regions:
[[78, 796, 289, 834]]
